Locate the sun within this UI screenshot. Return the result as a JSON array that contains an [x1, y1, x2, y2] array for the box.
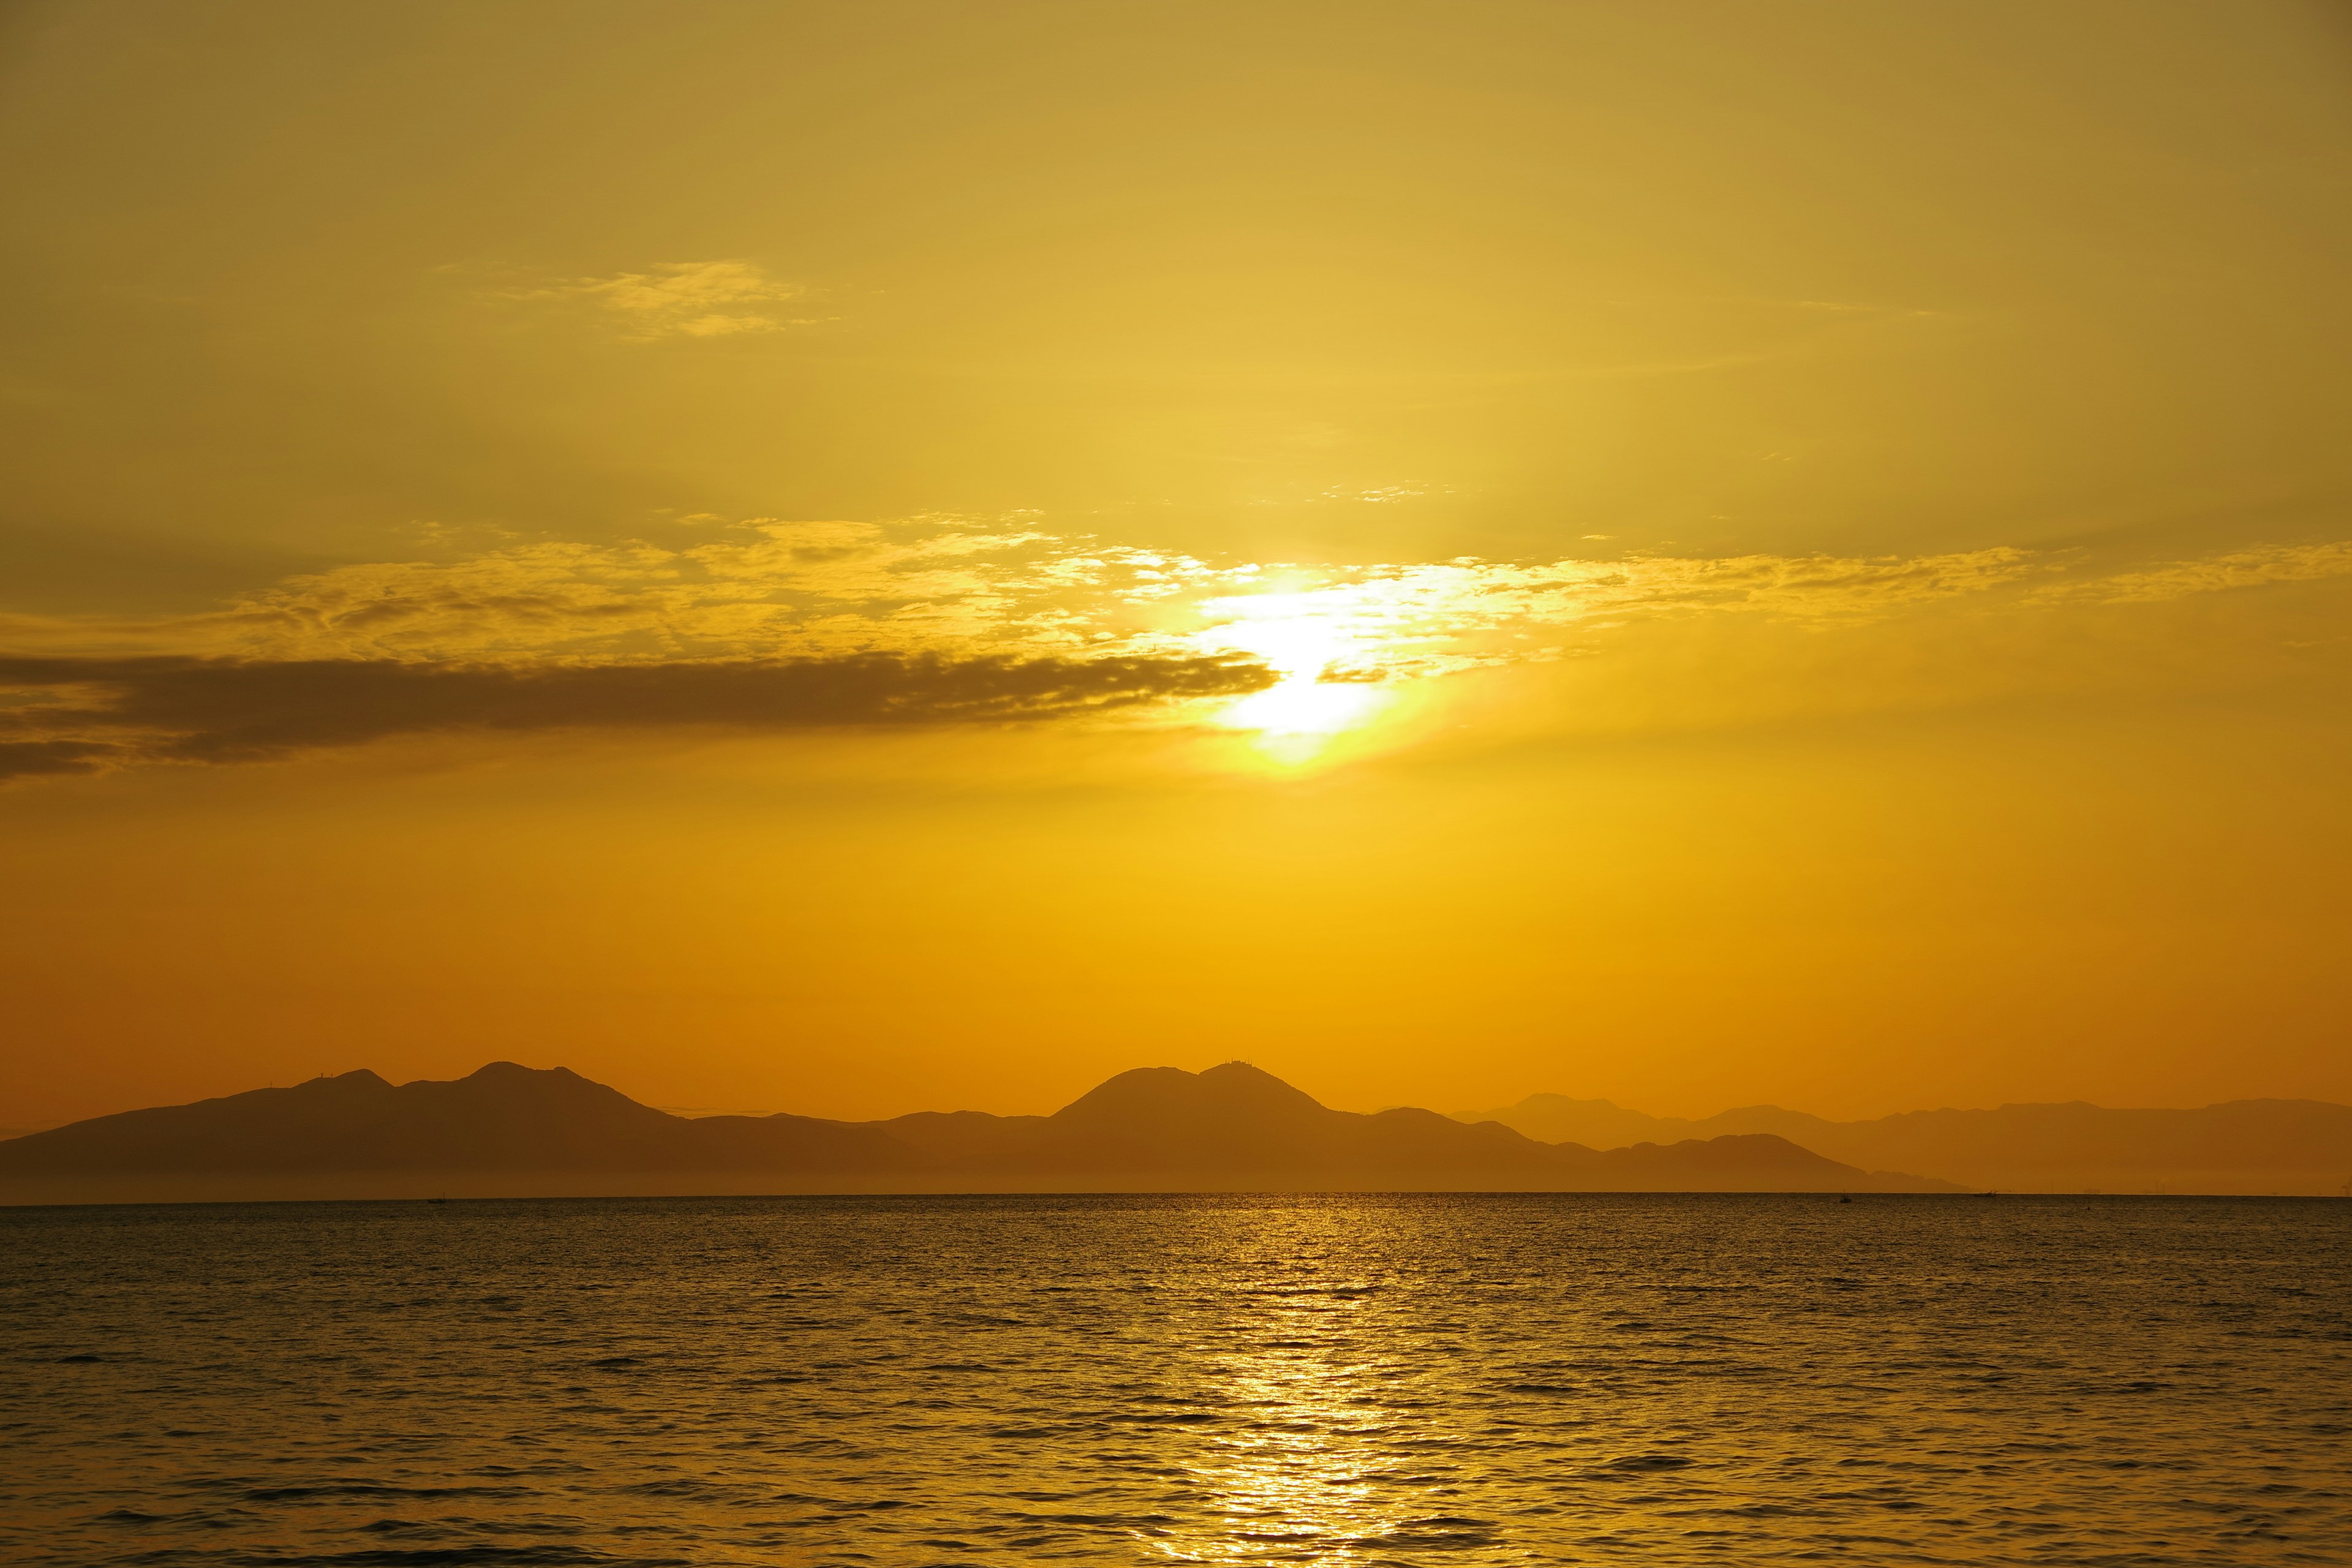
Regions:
[[1194, 594, 1395, 761]]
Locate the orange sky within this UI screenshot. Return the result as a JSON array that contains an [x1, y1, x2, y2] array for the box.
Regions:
[[3, 1, 2348, 1131]]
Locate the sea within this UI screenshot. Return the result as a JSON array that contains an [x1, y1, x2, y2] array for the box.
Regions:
[[3, 1193, 2348, 1567]]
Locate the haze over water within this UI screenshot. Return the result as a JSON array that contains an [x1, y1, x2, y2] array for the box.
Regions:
[[6, 1194, 2348, 1567]]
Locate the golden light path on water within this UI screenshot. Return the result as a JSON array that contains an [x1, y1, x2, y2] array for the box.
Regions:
[[1170, 1292, 1404, 1567], [9, 1195, 2352, 1564]]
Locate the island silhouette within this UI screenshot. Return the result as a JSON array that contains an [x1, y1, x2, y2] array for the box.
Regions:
[[0, 1060, 1961, 1204], [1457, 1093, 2352, 1197]]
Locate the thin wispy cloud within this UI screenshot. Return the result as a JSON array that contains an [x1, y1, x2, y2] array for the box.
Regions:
[[0, 523, 2050, 678], [2, 518, 2343, 779], [1182, 548, 2048, 683], [2038, 541, 2352, 605], [522, 260, 814, 340]]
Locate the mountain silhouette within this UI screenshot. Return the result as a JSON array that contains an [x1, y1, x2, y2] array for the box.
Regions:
[[1457, 1093, 2352, 1196], [0, 1060, 1958, 1204]]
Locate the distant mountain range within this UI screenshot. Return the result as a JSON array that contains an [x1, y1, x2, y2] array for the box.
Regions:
[[1455, 1094, 2352, 1196], [0, 1061, 1958, 1204]]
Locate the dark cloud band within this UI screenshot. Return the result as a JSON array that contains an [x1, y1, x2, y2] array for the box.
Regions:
[[0, 652, 1275, 779]]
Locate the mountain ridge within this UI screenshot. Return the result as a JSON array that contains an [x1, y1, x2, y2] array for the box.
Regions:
[[1455, 1093, 2352, 1196], [0, 1060, 1959, 1205]]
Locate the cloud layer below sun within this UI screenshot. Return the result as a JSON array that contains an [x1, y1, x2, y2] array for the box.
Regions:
[[2, 517, 2347, 780]]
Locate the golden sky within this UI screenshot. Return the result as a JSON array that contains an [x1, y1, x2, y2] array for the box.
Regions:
[[3, 1, 2348, 1130]]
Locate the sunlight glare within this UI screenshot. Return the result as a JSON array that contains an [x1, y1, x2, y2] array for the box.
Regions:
[[1196, 592, 1395, 761], [1224, 678, 1387, 739]]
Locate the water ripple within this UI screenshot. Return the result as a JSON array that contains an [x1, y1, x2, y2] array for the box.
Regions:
[[2, 1193, 2348, 1566]]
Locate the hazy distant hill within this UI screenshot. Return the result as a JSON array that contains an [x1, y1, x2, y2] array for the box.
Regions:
[[0, 1061, 1957, 1204], [1455, 1094, 2352, 1196]]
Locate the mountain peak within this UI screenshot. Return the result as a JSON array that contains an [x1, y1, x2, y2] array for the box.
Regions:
[[462, 1060, 571, 1081], [1197, 1060, 1325, 1104], [1054, 1061, 1327, 1124], [296, 1069, 391, 1093]]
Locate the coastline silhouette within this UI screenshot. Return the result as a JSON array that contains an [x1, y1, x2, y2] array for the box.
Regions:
[[1458, 1092, 2352, 1198], [0, 1060, 1961, 1204]]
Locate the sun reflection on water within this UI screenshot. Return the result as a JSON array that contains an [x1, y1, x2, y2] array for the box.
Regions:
[[1150, 1291, 1409, 1566]]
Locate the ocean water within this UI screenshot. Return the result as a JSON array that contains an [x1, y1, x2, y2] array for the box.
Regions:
[[3, 1194, 2348, 1567]]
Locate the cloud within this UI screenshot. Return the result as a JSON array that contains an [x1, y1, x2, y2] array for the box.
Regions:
[[2041, 541, 2352, 605], [0, 652, 1275, 780], [142, 524, 2049, 675], [8, 515, 2344, 780], [0, 739, 120, 780], [527, 260, 812, 340], [1183, 547, 2048, 680], [165, 522, 1161, 665]]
